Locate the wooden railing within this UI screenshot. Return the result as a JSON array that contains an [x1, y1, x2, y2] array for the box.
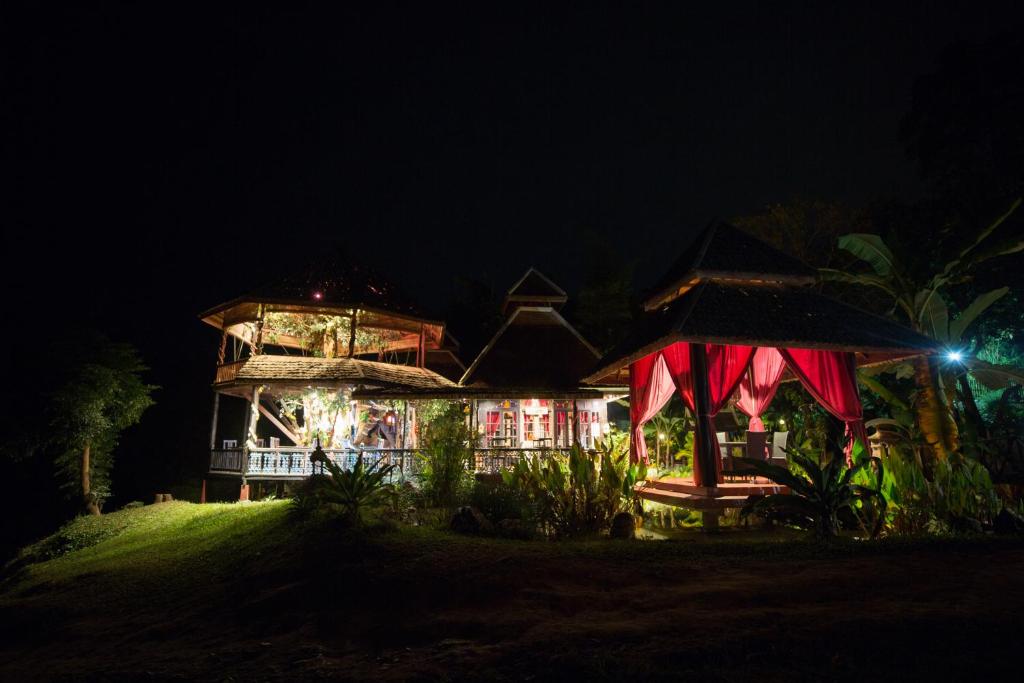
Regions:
[[209, 446, 572, 478], [210, 448, 245, 473], [214, 360, 245, 384]]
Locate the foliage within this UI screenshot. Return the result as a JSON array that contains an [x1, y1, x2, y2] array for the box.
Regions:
[[733, 198, 870, 270], [569, 230, 637, 352], [502, 439, 645, 538], [469, 478, 534, 528], [738, 445, 887, 539], [881, 448, 1001, 535], [821, 199, 1024, 462], [313, 456, 397, 525], [417, 403, 474, 510], [263, 311, 390, 357], [3, 335, 156, 515], [277, 388, 351, 447]]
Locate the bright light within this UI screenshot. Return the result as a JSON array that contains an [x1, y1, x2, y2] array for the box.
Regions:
[[658, 432, 666, 440], [312, 291, 323, 300], [947, 350, 964, 362]]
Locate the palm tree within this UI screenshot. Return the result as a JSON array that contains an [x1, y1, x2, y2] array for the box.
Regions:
[[644, 413, 687, 469], [821, 198, 1024, 463]]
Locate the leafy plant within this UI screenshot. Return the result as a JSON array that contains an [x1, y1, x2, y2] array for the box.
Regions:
[[737, 445, 887, 539], [821, 198, 1023, 463], [417, 403, 474, 510], [502, 440, 643, 538], [315, 456, 396, 525], [881, 447, 1000, 534]]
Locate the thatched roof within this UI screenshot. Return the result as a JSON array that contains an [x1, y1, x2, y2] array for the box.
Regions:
[[214, 355, 456, 396], [460, 306, 601, 390], [644, 221, 817, 310], [199, 249, 444, 341]]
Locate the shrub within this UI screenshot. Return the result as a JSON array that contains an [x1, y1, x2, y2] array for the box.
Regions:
[[417, 403, 475, 510], [502, 439, 644, 538], [469, 477, 534, 526], [737, 443, 886, 539], [313, 456, 397, 526]]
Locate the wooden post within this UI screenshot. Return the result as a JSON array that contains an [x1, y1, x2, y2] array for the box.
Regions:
[[348, 310, 358, 357], [416, 324, 426, 368], [689, 343, 719, 489], [571, 399, 580, 447], [217, 329, 228, 365], [208, 392, 220, 450], [200, 479, 207, 504]]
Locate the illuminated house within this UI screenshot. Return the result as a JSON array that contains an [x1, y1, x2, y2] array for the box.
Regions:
[[200, 253, 459, 494], [354, 269, 614, 471]]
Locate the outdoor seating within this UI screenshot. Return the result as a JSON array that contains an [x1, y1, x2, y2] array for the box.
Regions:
[[770, 431, 789, 467]]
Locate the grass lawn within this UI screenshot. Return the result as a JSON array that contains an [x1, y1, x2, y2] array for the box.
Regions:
[[2, 500, 1023, 681]]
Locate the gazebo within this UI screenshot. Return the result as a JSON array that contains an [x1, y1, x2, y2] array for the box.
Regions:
[[583, 221, 938, 514]]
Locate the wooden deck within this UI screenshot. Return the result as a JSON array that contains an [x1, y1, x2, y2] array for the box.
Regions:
[[635, 477, 789, 510]]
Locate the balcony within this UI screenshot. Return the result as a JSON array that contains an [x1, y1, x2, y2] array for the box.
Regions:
[[209, 446, 573, 479]]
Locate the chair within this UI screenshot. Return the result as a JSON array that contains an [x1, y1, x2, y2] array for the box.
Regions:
[[222, 439, 238, 449], [745, 431, 769, 461], [770, 431, 789, 464]]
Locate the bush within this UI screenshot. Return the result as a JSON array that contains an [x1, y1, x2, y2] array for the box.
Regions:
[[469, 477, 534, 526], [417, 403, 475, 510], [502, 439, 644, 538]]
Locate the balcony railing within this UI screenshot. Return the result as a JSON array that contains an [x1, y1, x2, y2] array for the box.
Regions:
[[209, 446, 573, 478]]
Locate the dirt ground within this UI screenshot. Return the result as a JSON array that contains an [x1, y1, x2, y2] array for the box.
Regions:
[[2, 519, 1023, 682]]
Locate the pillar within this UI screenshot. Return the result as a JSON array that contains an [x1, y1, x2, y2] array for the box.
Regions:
[[689, 343, 719, 488]]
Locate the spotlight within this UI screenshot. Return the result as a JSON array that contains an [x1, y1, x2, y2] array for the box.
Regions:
[[946, 350, 963, 362]]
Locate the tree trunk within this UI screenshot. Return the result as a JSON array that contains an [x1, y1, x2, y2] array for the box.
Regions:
[[957, 374, 990, 441], [912, 356, 958, 464], [81, 442, 101, 516]]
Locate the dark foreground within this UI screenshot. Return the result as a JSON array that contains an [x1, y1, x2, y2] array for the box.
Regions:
[[1, 501, 1022, 681]]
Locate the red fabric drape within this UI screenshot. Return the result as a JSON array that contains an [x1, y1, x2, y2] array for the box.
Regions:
[[779, 348, 868, 462], [628, 352, 676, 463], [485, 411, 500, 436], [660, 342, 755, 484], [736, 347, 786, 431]]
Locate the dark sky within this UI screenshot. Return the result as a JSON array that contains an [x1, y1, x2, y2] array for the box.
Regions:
[[3, 2, 1022, 507]]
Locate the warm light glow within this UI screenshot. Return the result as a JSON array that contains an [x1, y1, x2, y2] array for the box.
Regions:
[[658, 432, 666, 440], [312, 291, 323, 300]]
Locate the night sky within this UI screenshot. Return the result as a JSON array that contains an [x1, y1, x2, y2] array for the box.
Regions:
[[3, 2, 1022, 518]]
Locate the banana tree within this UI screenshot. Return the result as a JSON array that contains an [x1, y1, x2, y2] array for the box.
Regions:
[[821, 198, 1023, 463]]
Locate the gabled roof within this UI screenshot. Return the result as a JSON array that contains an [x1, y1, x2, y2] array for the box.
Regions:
[[460, 306, 601, 390], [503, 268, 568, 314], [585, 281, 939, 385], [644, 221, 817, 310]]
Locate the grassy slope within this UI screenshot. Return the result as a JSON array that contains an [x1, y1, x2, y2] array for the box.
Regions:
[[2, 502, 1024, 681]]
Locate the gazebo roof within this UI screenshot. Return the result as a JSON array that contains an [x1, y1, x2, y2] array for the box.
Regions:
[[644, 221, 818, 310], [585, 225, 939, 385], [199, 250, 443, 330]]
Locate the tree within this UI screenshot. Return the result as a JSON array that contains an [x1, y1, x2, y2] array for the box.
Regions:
[[569, 230, 636, 352], [8, 335, 155, 515], [822, 199, 1024, 464], [733, 198, 870, 271]]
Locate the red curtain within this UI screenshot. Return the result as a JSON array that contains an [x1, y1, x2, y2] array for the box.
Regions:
[[628, 352, 676, 463], [736, 347, 786, 431], [779, 348, 868, 461], [485, 411, 500, 436], [661, 342, 755, 484]]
